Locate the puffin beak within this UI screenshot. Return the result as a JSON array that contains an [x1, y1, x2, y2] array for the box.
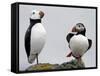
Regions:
[[72, 26, 80, 32], [39, 11, 44, 18], [72, 26, 76, 32]]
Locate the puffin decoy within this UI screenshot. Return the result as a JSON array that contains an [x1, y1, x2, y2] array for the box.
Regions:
[[66, 23, 92, 60], [25, 10, 47, 64]]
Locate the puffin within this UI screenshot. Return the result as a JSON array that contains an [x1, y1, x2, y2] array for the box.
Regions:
[[66, 23, 92, 60], [25, 10, 47, 64]]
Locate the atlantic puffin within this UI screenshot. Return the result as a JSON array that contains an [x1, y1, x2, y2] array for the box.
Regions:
[[25, 10, 47, 64], [66, 23, 92, 60]]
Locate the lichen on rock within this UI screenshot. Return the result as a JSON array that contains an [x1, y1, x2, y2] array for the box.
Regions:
[[26, 59, 85, 71], [56, 59, 85, 69], [26, 63, 59, 71]]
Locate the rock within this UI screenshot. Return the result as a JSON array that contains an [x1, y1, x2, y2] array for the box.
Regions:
[[26, 63, 59, 71], [56, 59, 85, 69], [26, 59, 85, 71]]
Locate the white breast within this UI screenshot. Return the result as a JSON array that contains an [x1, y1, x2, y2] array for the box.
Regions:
[[69, 35, 89, 57], [30, 23, 47, 55]]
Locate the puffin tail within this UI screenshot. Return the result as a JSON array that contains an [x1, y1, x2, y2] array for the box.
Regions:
[[66, 52, 72, 57], [28, 54, 36, 64]]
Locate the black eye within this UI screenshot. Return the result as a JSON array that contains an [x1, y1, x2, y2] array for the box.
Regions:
[[33, 12, 35, 14], [78, 25, 81, 27]]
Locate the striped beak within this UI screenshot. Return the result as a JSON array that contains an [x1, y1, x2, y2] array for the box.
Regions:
[[72, 26, 80, 32]]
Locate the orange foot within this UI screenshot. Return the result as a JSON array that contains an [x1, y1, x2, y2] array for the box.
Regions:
[[66, 52, 72, 57]]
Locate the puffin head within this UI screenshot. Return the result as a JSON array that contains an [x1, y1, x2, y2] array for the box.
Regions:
[[72, 23, 86, 34], [30, 10, 44, 20]]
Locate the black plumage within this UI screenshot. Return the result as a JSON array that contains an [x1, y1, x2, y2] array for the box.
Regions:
[[66, 23, 92, 58], [25, 19, 41, 57]]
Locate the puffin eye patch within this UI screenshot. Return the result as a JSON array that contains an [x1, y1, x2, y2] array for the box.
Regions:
[[78, 25, 82, 27]]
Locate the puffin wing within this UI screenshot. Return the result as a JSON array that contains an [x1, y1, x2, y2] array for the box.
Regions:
[[66, 33, 75, 43], [25, 29, 31, 57], [66, 33, 75, 57], [88, 39, 92, 50]]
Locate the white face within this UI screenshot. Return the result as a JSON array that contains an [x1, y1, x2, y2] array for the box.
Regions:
[[75, 24, 85, 32], [72, 23, 85, 32], [30, 10, 44, 19]]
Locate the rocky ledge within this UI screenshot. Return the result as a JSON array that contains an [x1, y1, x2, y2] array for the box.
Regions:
[[26, 59, 85, 71]]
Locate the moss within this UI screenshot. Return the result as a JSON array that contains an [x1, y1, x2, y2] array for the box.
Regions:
[[57, 59, 85, 69], [26, 59, 85, 71], [26, 63, 59, 71]]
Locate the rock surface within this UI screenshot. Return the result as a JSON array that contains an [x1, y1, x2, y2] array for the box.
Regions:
[[56, 59, 85, 69], [26, 59, 85, 71]]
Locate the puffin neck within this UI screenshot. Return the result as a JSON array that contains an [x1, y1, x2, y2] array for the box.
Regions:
[[30, 19, 41, 26], [77, 31, 86, 36]]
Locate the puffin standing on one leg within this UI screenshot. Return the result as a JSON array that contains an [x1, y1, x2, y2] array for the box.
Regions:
[[66, 23, 92, 61], [25, 10, 47, 64]]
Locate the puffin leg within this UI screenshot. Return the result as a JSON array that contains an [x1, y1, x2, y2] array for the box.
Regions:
[[66, 52, 72, 57], [36, 53, 39, 65], [75, 55, 82, 62]]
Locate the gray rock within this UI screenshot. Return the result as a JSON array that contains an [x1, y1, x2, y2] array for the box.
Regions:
[[57, 59, 85, 69]]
